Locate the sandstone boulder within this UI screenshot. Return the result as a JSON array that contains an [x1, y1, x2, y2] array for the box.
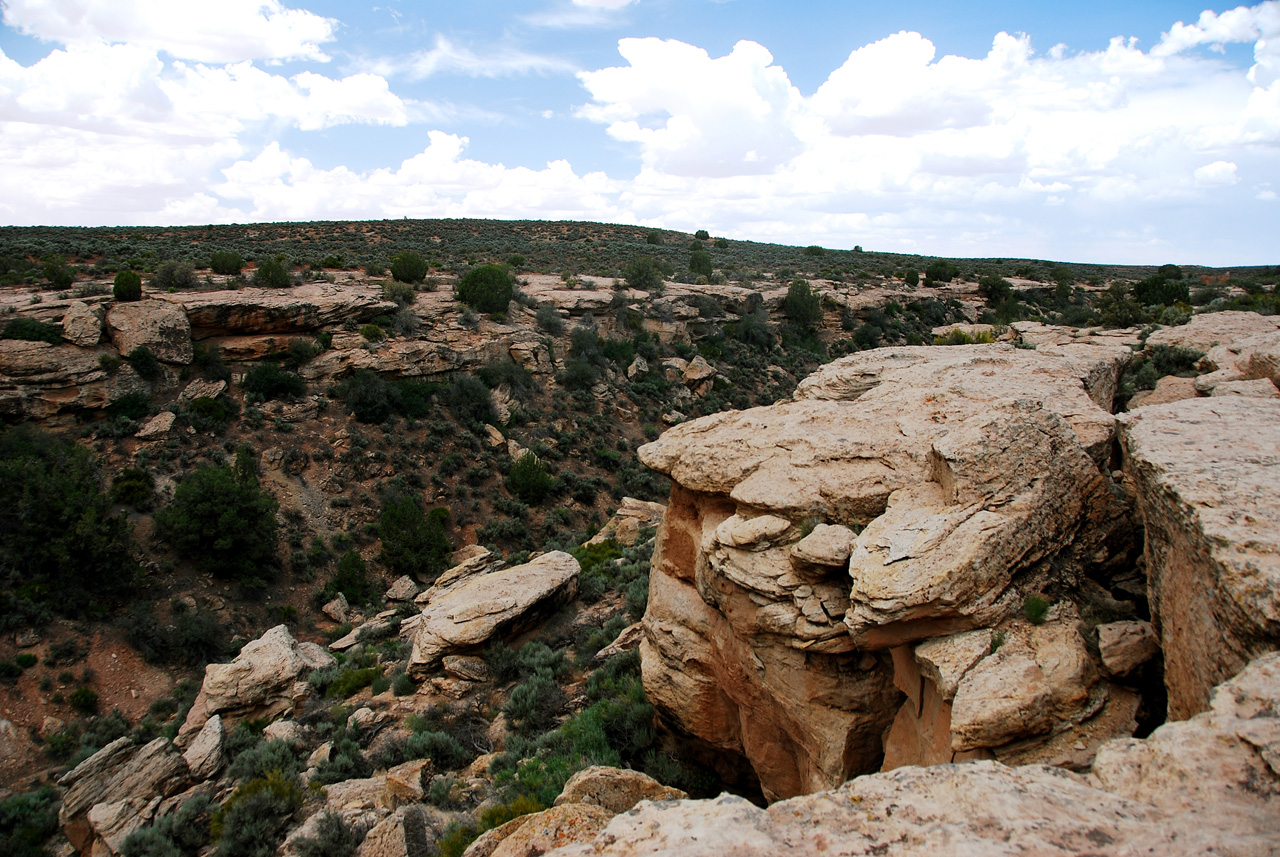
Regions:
[[61, 301, 103, 346], [553, 766, 686, 814], [385, 576, 419, 602], [181, 713, 225, 780], [1119, 397, 1280, 718], [161, 285, 394, 337], [107, 300, 193, 364], [1144, 310, 1280, 353], [135, 411, 176, 439], [585, 497, 666, 547], [177, 625, 336, 744], [354, 806, 442, 857], [0, 340, 148, 418], [464, 803, 613, 857], [1097, 621, 1159, 677], [407, 551, 580, 676], [789, 523, 855, 567]]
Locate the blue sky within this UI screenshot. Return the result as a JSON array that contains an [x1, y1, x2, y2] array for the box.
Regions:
[[1, 1, 1277, 265]]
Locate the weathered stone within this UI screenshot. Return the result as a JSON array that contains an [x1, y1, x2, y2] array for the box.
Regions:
[[347, 707, 376, 731], [464, 803, 613, 857], [789, 523, 855, 567], [384, 576, 419, 602], [262, 719, 302, 744], [913, 629, 993, 701], [683, 355, 716, 385], [408, 551, 580, 676], [59, 737, 190, 852], [178, 378, 227, 402], [442, 655, 490, 683], [592, 622, 644, 663], [325, 775, 388, 811], [161, 285, 394, 337], [1119, 397, 1280, 718], [106, 300, 193, 364], [177, 625, 336, 744], [585, 497, 666, 547], [134, 411, 175, 439], [86, 796, 157, 856], [1097, 621, 1159, 677], [1145, 310, 1280, 353], [554, 766, 686, 814], [384, 759, 431, 804], [61, 301, 103, 346], [626, 355, 648, 379], [323, 592, 350, 622], [182, 713, 225, 780], [1127, 374, 1198, 409], [1211, 378, 1280, 398], [354, 805, 439, 857]]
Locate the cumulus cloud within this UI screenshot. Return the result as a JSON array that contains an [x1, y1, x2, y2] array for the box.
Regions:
[[370, 35, 576, 80], [572, 0, 637, 8], [1194, 160, 1240, 184], [1, 0, 337, 63]]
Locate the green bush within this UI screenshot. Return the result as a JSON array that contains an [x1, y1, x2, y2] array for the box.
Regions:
[[70, 686, 99, 714], [322, 550, 380, 606], [404, 730, 470, 769], [624, 256, 665, 293], [507, 453, 553, 505], [126, 346, 164, 382], [252, 258, 291, 289], [445, 374, 496, 427], [326, 667, 381, 699], [536, 304, 565, 335], [113, 270, 143, 302], [242, 363, 305, 403], [185, 395, 233, 434], [1, 318, 62, 344], [123, 602, 227, 666], [389, 251, 428, 284], [782, 279, 822, 330], [107, 392, 150, 422], [689, 249, 713, 279], [154, 261, 197, 290], [0, 784, 60, 857], [111, 467, 155, 510], [924, 260, 960, 283], [337, 370, 391, 423], [154, 449, 279, 585], [379, 497, 450, 581], [1023, 595, 1051, 625], [210, 771, 303, 857], [456, 264, 513, 313], [359, 324, 386, 342], [382, 280, 416, 307], [120, 794, 213, 857], [291, 811, 357, 857], [502, 671, 565, 736], [229, 738, 302, 782], [0, 426, 137, 626], [210, 251, 244, 276]]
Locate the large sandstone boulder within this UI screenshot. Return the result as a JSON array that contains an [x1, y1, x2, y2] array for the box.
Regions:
[[464, 804, 613, 857], [407, 551, 580, 677], [61, 301, 103, 346], [58, 737, 190, 852], [553, 766, 686, 814], [160, 284, 394, 337], [299, 327, 548, 382], [107, 300, 193, 364], [636, 344, 1134, 799], [1119, 397, 1280, 718], [1144, 310, 1280, 353], [549, 653, 1280, 857], [177, 625, 335, 744], [0, 340, 147, 418]]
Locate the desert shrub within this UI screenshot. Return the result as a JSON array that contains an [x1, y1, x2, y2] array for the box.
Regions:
[[120, 794, 213, 857], [404, 730, 470, 769], [192, 342, 232, 381], [0, 784, 60, 857], [1147, 344, 1204, 377], [113, 270, 143, 302], [478, 359, 534, 396], [123, 602, 227, 666], [688, 249, 713, 278], [782, 279, 822, 330], [456, 264, 513, 313], [107, 392, 150, 422], [1023, 595, 1051, 625], [252, 258, 291, 289], [282, 338, 322, 369], [445, 374, 495, 427], [70, 686, 99, 714], [2, 318, 62, 344], [382, 280, 416, 307], [111, 467, 155, 510], [1133, 272, 1190, 307], [185, 395, 233, 434], [326, 667, 381, 700], [155, 448, 279, 585], [390, 251, 428, 284], [507, 453, 553, 505], [623, 256, 666, 293], [210, 251, 244, 276], [291, 811, 357, 857], [242, 363, 305, 403], [0, 426, 137, 625], [379, 497, 450, 581], [211, 771, 303, 857], [933, 328, 994, 345], [322, 550, 379, 606], [126, 346, 164, 381], [502, 671, 565, 736], [924, 260, 960, 283], [229, 738, 303, 782], [535, 304, 565, 335], [154, 261, 197, 290], [337, 370, 391, 424], [359, 324, 385, 342]]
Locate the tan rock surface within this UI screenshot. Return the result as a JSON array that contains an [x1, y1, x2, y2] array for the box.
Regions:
[[177, 625, 336, 744], [181, 713, 225, 780], [1127, 374, 1198, 408], [585, 497, 666, 547], [58, 737, 189, 852], [1119, 397, 1280, 718], [408, 551, 580, 676], [1097, 621, 1159, 677], [106, 300, 193, 364], [160, 285, 393, 336], [0, 340, 148, 418], [466, 804, 613, 857], [1144, 310, 1280, 352], [61, 301, 103, 346], [553, 766, 686, 814], [789, 523, 856, 567]]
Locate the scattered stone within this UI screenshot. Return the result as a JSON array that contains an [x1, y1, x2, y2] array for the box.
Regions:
[[586, 497, 666, 547], [262, 719, 302, 744], [178, 378, 228, 402], [442, 655, 491, 683], [466, 803, 613, 857], [59, 737, 190, 852], [554, 767, 687, 814], [384, 576, 419, 602], [593, 622, 645, 663], [182, 714, 225, 780], [61, 301, 103, 346], [384, 759, 431, 804], [323, 592, 351, 622], [15, 628, 41, 647], [790, 523, 856, 567], [484, 424, 505, 447], [626, 355, 648, 379], [135, 411, 176, 439], [1097, 621, 1159, 677], [347, 708, 376, 731]]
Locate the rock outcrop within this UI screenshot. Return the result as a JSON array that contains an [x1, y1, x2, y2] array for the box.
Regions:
[[1119, 397, 1280, 718], [637, 344, 1139, 799], [177, 625, 335, 744], [407, 551, 581, 677], [106, 300, 193, 364], [160, 285, 394, 337], [548, 652, 1280, 856], [0, 339, 147, 419]]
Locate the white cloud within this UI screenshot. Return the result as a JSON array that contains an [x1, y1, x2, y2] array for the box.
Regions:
[[1153, 1, 1280, 85], [1, 0, 337, 63], [1194, 160, 1240, 184], [369, 35, 576, 80], [572, 0, 637, 8]]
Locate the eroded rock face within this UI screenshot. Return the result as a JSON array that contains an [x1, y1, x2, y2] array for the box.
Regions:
[[159, 285, 394, 337], [407, 551, 580, 677], [177, 625, 335, 744], [61, 301, 103, 346], [636, 344, 1136, 799], [549, 653, 1280, 857], [106, 300, 193, 364], [1119, 397, 1280, 718], [0, 340, 147, 419]]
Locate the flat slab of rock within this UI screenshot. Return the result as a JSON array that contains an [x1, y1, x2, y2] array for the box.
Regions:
[[585, 497, 667, 547], [385, 576, 419, 602], [135, 411, 176, 439], [790, 523, 856, 567], [58, 737, 190, 851], [408, 551, 580, 676], [160, 284, 394, 336], [1119, 397, 1280, 718], [554, 766, 686, 814], [1145, 310, 1280, 353]]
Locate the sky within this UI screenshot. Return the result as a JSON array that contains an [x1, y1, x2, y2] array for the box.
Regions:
[[1, 1, 1278, 266]]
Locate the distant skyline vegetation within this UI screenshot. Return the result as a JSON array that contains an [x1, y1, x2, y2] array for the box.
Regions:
[[1, 0, 1278, 265]]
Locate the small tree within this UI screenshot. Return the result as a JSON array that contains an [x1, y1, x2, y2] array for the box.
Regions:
[[379, 496, 450, 581], [210, 251, 244, 276], [624, 256, 665, 293], [924, 260, 959, 284], [977, 275, 1012, 307], [390, 252, 428, 284], [508, 453, 553, 505], [155, 447, 279, 585], [242, 363, 306, 403], [689, 249, 713, 279], [113, 270, 142, 302], [253, 258, 291, 289], [154, 261, 197, 290], [694, 229, 710, 241], [456, 264, 514, 313], [782, 279, 822, 330]]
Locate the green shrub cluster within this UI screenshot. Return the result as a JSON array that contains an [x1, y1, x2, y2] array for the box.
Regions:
[[210, 771, 303, 857], [456, 264, 513, 313], [252, 258, 291, 289], [389, 251, 428, 284], [113, 270, 142, 301], [0, 784, 60, 857], [242, 363, 306, 403], [154, 261, 197, 290], [379, 497, 450, 581], [210, 251, 244, 275], [1, 318, 62, 344]]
